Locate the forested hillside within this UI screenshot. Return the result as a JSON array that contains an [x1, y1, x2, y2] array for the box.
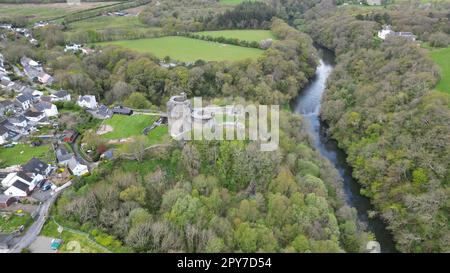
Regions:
[[292, 0, 450, 252]]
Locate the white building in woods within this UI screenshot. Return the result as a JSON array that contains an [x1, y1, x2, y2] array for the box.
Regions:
[[378, 25, 417, 41], [68, 157, 89, 176], [77, 95, 98, 109], [367, 0, 382, 5]]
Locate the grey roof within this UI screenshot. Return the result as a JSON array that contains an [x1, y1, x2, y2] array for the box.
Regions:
[[16, 93, 33, 103], [67, 157, 79, 170], [22, 157, 48, 175], [11, 180, 29, 192], [8, 115, 27, 124], [0, 100, 13, 107], [33, 101, 52, 111], [0, 124, 9, 135], [112, 106, 133, 115], [24, 109, 43, 118], [56, 147, 73, 163], [54, 90, 69, 98], [16, 171, 32, 183], [0, 194, 15, 203]]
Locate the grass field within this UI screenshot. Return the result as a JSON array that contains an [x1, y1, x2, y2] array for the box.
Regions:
[[0, 144, 51, 166], [0, 212, 32, 233], [0, 2, 118, 23], [196, 30, 275, 42], [66, 15, 159, 35], [100, 114, 169, 149], [429, 46, 450, 94], [96, 36, 265, 62]]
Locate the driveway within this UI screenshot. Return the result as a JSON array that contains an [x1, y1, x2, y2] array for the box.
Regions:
[[28, 236, 55, 253]]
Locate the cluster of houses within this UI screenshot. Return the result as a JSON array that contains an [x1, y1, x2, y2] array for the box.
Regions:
[[377, 25, 417, 41], [77, 94, 133, 119], [20, 56, 53, 85], [0, 23, 38, 46]]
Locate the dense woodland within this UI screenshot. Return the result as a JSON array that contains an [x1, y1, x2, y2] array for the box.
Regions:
[[295, 0, 450, 252], [54, 110, 369, 253]]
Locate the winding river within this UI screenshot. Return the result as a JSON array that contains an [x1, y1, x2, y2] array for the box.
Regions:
[[292, 48, 397, 253]]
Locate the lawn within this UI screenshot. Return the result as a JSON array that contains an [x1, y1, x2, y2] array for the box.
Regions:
[[0, 144, 51, 166], [429, 46, 450, 94], [0, 212, 32, 233], [0, 2, 118, 23], [41, 220, 109, 253], [101, 115, 159, 140], [196, 30, 275, 42], [96, 36, 265, 62]]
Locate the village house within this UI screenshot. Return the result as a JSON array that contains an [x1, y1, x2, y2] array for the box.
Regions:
[[367, 0, 382, 5], [92, 104, 112, 119], [20, 56, 53, 85], [68, 157, 89, 176], [15, 93, 34, 110], [23, 109, 46, 124], [7, 115, 28, 128], [33, 101, 58, 117], [1, 171, 42, 197], [112, 106, 133, 116], [56, 146, 74, 166], [50, 90, 71, 102], [64, 44, 83, 53], [378, 25, 416, 41], [22, 157, 51, 176], [0, 125, 13, 145], [77, 95, 98, 109], [61, 129, 78, 143]]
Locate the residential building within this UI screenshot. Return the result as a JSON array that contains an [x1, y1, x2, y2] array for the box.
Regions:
[[4, 181, 31, 197], [50, 90, 71, 102], [378, 25, 417, 41], [367, 0, 382, 5], [77, 95, 97, 109], [22, 157, 51, 176], [61, 129, 78, 143], [56, 146, 74, 165], [112, 106, 133, 116], [23, 109, 46, 123], [68, 157, 89, 176], [0, 195, 16, 208], [33, 101, 58, 117], [15, 93, 34, 110]]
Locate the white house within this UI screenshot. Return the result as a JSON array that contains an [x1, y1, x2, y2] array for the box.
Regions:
[[33, 101, 58, 117], [50, 90, 71, 102], [24, 110, 46, 123], [0, 125, 11, 145], [77, 95, 97, 109], [378, 25, 416, 41], [367, 0, 382, 5], [15, 93, 34, 110], [68, 157, 89, 176], [4, 181, 31, 197], [64, 44, 82, 53]]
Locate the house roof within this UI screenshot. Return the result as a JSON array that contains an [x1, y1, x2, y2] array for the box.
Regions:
[[0, 100, 13, 108], [11, 180, 30, 192], [16, 93, 33, 103], [0, 124, 9, 135], [8, 115, 27, 124], [24, 109, 44, 118], [54, 90, 68, 98], [112, 106, 133, 115], [33, 101, 53, 111], [68, 157, 84, 170], [22, 157, 48, 175], [16, 171, 32, 183], [56, 147, 73, 162], [0, 194, 15, 203]]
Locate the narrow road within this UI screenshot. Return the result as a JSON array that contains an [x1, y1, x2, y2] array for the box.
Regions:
[[7, 192, 59, 253], [69, 134, 95, 169]]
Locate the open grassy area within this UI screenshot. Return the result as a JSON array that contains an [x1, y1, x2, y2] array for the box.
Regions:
[[41, 220, 109, 253], [65, 15, 160, 35], [429, 46, 450, 94], [0, 2, 118, 23], [0, 144, 51, 166], [96, 36, 265, 62], [0, 212, 32, 233], [101, 115, 158, 140], [196, 30, 275, 42]]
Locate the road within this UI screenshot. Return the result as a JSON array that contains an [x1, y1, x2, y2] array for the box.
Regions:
[[69, 134, 95, 170], [7, 192, 59, 253]]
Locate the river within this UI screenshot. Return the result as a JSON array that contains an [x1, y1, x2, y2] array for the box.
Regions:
[[292, 47, 397, 253]]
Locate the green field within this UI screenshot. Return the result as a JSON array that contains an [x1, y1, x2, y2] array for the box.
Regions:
[[196, 30, 275, 42], [0, 212, 32, 233], [96, 36, 265, 62], [0, 144, 51, 166], [100, 114, 169, 148], [429, 46, 450, 94], [66, 15, 159, 34], [0, 2, 117, 23]]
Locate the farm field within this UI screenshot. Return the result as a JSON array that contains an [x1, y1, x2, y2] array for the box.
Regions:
[[196, 29, 275, 42], [0, 2, 119, 23], [96, 36, 265, 62], [428, 46, 450, 94], [0, 144, 51, 166], [65, 15, 158, 34]]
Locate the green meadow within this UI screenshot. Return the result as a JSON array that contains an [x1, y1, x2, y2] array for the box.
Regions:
[[429, 46, 450, 94], [196, 29, 275, 42], [0, 144, 51, 166], [96, 36, 265, 62]]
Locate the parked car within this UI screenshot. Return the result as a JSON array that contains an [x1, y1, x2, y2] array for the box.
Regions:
[[42, 182, 52, 191], [51, 239, 63, 250]]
